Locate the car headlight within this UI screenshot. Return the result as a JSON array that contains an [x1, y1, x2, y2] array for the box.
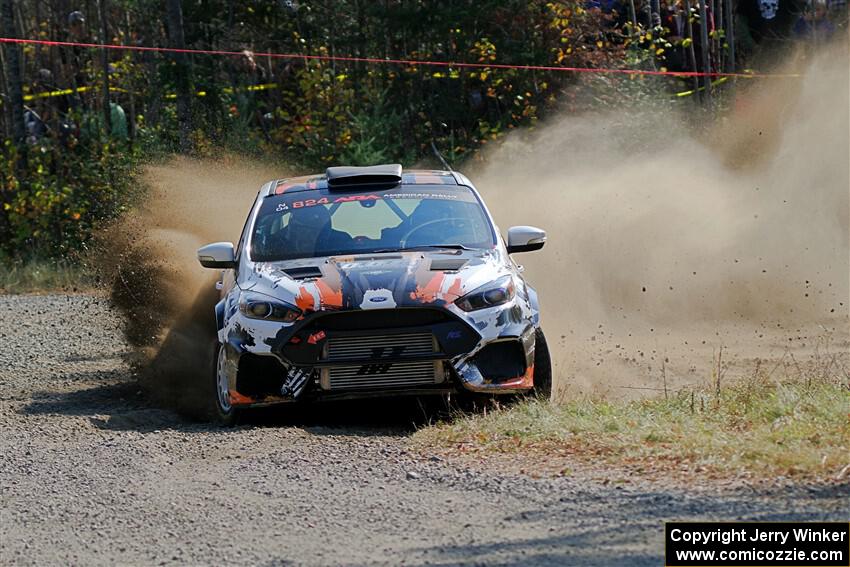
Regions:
[[455, 276, 516, 312], [239, 291, 301, 323]]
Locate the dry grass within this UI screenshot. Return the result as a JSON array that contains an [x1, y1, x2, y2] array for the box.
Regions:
[[0, 260, 93, 294], [414, 349, 850, 482]]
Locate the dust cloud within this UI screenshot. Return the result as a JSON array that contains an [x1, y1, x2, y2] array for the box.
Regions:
[[96, 156, 280, 414], [474, 44, 849, 396]]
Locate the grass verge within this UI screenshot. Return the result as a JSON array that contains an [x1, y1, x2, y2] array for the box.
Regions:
[[413, 374, 850, 483], [0, 260, 93, 294]]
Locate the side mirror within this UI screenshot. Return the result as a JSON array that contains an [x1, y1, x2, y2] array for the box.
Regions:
[[198, 242, 236, 269], [506, 226, 546, 254]]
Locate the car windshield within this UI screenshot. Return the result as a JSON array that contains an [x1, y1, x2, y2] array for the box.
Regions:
[[250, 185, 496, 261]]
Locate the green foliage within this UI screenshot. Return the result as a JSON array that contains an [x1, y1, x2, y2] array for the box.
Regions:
[[339, 94, 416, 167], [2, 0, 702, 261], [0, 132, 140, 260]]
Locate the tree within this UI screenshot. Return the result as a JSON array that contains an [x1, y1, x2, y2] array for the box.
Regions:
[[1, 0, 26, 164], [165, 0, 192, 152], [99, 0, 112, 134]]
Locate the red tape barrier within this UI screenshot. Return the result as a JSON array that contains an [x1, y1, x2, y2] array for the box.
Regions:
[[0, 37, 801, 79]]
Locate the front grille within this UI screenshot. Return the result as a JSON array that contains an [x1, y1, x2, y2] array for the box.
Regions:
[[323, 360, 443, 390], [326, 333, 435, 362], [321, 333, 442, 390], [306, 308, 451, 332]]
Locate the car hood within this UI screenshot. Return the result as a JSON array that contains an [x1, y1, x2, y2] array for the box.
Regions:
[[242, 249, 509, 312]]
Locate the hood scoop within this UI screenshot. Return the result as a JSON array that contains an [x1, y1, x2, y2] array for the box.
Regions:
[[280, 266, 323, 280], [429, 258, 468, 272]]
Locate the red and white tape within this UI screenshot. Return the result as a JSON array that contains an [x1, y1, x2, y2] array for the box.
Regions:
[[0, 37, 801, 79]]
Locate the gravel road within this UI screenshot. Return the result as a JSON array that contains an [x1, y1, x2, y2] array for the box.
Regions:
[[1, 294, 847, 566]]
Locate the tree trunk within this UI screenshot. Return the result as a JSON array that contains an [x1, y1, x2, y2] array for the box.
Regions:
[[684, 0, 701, 96], [710, 0, 719, 73], [697, 0, 712, 105], [99, 0, 111, 135], [165, 0, 192, 152], [1, 0, 26, 163], [1, 0, 26, 252], [0, 42, 10, 139], [124, 9, 136, 141], [716, 0, 724, 73], [725, 0, 736, 72]]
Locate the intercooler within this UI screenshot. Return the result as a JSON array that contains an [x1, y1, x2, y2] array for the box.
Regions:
[[319, 333, 444, 390]]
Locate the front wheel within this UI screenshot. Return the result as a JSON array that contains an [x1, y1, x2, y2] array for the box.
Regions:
[[210, 342, 239, 425], [531, 328, 553, 401]]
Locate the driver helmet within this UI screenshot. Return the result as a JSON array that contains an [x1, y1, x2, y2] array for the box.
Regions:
[[286, 205, 331, 254]]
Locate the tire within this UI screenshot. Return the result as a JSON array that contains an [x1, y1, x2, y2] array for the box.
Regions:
[[210, 342, 239, 426], [531, 328, 553, 401]]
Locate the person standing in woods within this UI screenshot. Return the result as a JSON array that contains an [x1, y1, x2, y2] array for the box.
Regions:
[[23, 69, 57, 144], [229, 49, 271, 138], [59, 10, 93, 110], [737, 0, 808, 56]]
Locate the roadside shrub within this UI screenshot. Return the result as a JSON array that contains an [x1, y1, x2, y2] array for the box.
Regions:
[[0, 134, 140, 261]]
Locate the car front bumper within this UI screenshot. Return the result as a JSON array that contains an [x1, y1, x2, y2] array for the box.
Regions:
[[219, 303, 537, 407]]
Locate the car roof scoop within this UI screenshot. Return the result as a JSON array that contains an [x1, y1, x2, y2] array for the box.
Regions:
[[326, 164, 402, 189]]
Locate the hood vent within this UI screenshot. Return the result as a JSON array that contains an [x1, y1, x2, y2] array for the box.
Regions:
[[280, 266, 323, 280], [348, 254, 403, 262], [429, 258, 468, 272]]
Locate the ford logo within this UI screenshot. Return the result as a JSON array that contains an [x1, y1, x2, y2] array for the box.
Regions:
[[369, 296, 388, 303]]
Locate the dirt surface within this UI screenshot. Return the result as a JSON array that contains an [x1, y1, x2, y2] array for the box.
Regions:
[[1, 294, 848, 566]]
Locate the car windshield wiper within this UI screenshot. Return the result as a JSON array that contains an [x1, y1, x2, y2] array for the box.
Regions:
[[399, 244, 476, 251], [365, 244, 476, 254]]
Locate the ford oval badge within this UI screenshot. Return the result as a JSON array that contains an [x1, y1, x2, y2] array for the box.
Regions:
[[370, 296, 388, 303]]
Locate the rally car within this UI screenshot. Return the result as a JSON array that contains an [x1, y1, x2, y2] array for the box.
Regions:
[[197, 164, 550, 423]]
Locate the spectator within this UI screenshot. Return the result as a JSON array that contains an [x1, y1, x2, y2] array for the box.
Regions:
[[30, 69, 61, 130], [738, 0, 807, 46], [229, 49, 271, 137], [794, 0, 837, 39], [23, 107, 47, 144], [59, 10, 92, 109], [109, 102, 129, 141]]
